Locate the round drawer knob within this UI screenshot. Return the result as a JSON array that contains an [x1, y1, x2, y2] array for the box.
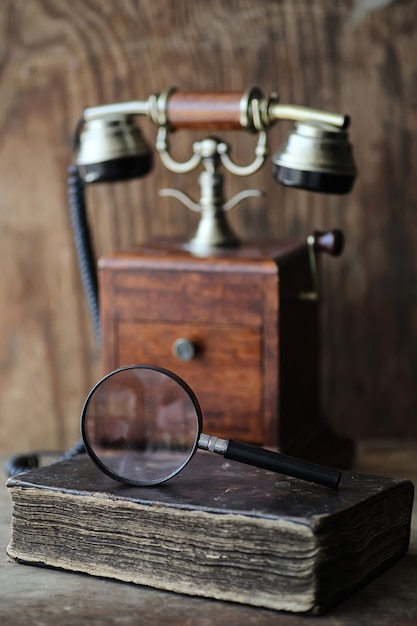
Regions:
[[171, 337, 196, 362]]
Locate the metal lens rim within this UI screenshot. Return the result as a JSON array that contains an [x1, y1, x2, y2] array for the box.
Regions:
[[80, 364, 203, 486]]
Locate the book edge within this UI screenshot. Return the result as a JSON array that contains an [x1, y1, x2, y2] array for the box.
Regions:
[[7, 484, 319, 614]]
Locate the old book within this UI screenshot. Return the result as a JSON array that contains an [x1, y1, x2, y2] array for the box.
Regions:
[[6, 452, 414, 614]]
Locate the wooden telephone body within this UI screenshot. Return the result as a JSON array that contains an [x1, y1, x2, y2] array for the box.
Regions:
[[99, 239, 353, 467]]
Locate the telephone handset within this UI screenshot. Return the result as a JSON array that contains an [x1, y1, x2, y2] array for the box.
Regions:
[[7, 88, 356, 477]]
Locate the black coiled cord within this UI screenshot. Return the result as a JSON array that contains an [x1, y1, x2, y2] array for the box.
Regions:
[[5, 165, 102, 478], [67, 164, 101, 346], [5, 440, 87, 478]]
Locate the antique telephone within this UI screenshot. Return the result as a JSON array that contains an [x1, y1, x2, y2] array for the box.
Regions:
[[67, 87, 356, 469], [6, 87, 356, 478]]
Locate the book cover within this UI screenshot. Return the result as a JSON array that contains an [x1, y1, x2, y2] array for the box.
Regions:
[[6, 452, 414, 614]]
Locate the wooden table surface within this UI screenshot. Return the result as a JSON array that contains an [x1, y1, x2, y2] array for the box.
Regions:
[[1, 440, 416, 626]]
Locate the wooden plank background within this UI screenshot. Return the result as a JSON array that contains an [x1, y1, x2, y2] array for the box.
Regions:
[[0, 0, 416, 454]]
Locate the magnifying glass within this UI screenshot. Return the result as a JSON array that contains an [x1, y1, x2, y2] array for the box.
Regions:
[[81, 364, 341, 489]]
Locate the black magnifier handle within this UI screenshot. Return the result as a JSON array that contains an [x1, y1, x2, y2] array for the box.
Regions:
[[198, 435, 341, 489]]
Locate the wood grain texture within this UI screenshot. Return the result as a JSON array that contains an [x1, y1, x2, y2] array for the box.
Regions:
[[0, 0, 416, 453]]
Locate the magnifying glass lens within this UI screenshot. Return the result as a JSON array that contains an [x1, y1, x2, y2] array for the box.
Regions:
[[81, 366, 201, 485]]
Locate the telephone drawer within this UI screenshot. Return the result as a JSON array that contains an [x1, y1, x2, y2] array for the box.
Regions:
[[115, 320, 264, 442]]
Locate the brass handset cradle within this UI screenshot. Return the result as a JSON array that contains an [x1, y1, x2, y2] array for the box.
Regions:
[[74, 87, 356, 253], [157, 134, 265, 250]]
